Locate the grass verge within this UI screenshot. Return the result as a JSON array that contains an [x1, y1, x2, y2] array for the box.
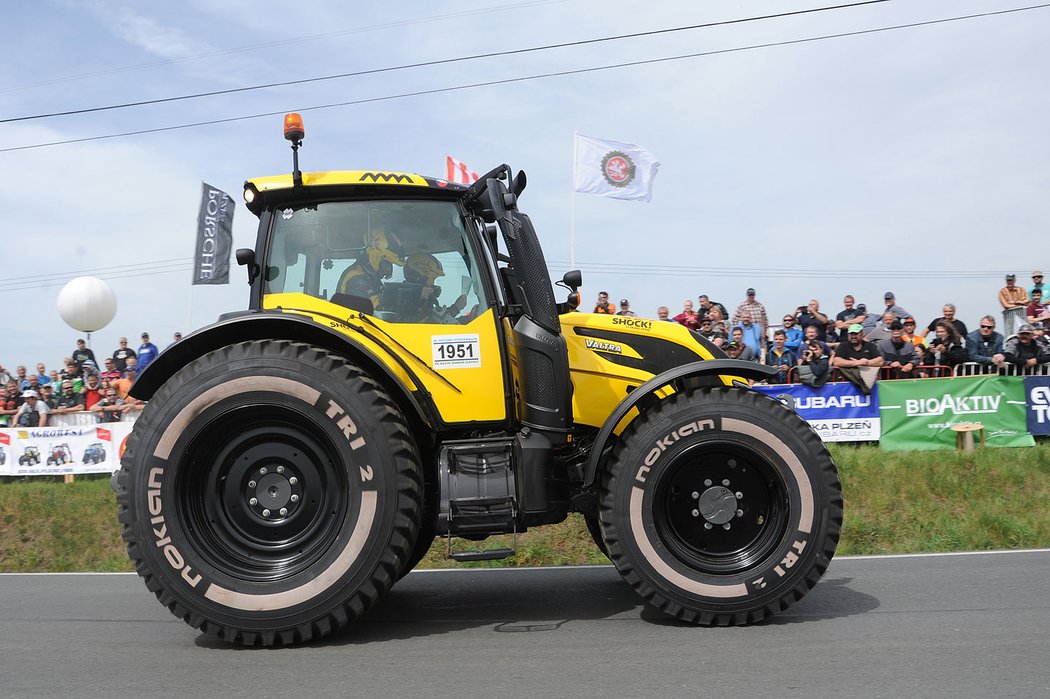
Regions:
[[1, 444, 1048, 573]]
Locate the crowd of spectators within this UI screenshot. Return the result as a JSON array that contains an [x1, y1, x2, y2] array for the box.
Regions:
[[611, 271, 1050, 394], [0, 331, 177, 428]]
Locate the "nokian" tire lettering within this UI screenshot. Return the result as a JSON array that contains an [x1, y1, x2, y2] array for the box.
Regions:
[[146, 466, 203, 588], [640, 419, 716, 472], [325, 399, 367, 450]]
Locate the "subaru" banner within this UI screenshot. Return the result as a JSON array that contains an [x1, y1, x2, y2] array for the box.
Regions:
[[752, 382, 879, 442]]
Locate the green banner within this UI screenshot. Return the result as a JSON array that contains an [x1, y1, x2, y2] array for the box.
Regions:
[[878, 375, 1034, 451]]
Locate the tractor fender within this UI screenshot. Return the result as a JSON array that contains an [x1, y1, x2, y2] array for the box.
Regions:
[[131, 311, 437, 429], [581, 359, 777, 488]]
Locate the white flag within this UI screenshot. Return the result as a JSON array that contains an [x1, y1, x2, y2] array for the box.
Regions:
[[573, 134, 660, 202], [446, 154, 479, 184]]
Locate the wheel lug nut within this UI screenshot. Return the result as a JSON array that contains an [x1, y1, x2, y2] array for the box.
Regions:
[[249, 497, 258, 506], [736, 491, 743, 499], [691, 509, 700, 517], [279, 507, 288, 516], [723, 523, 731, 530], [259, 467, 268, 475], [290, 494, 300, 503], [703, 479, 712, 487], [248, 480, 256, 488], [736, 509, 744, 517], [262, 509, 270, 517], [704, 522, 713, 530], [727, 459, 737, 467], [722, 479, 730, 486], [277, 465, 284, 473], [289, 477, 298, 485], [691, 491, 699, 499]]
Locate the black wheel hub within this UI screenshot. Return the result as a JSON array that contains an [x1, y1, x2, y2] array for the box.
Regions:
[[244, 463, 304, 521], [655, 447, 787, 574]]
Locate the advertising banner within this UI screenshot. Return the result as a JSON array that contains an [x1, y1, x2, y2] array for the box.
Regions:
[[878, 376, 1033, 451], [192, 182, 234, 285], [0, 423, 132, 477], [752, 382, 879, 442], [1023, 376, 1050, 435]]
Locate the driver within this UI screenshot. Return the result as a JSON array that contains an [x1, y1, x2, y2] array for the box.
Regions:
[[402, 253, 468, 323], [337, 228, 403, 310]]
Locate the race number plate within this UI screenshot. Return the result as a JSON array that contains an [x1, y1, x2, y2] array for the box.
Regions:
[[432, 334, 481, 368]]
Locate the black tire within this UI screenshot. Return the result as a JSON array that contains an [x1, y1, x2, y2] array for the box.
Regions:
[[114, 340, 422, 645], [583, 514, 609, 559], [599, 387, 841, 625]]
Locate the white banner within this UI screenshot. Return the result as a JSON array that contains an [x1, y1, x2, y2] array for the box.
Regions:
[[0, 423, 133, 476], [573, 134, 660, 202]]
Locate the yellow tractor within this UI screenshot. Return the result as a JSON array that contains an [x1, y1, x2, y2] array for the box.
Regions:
[[115, 114, 841, 645]]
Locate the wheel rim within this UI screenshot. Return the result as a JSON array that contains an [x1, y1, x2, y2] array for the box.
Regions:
[[653, 439, 789, 574], [171, 403, 349, 583]]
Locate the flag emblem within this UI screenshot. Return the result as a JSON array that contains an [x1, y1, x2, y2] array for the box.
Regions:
[[601, 151, 635, 188]]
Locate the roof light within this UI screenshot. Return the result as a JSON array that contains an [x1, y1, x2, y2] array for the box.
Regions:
[[284, 113, 305, 143]]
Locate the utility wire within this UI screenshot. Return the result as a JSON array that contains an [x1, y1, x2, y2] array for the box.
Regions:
[[2, 3, 1045, 154], [0, 0, 566, 94], [1, 1, 889, 123]]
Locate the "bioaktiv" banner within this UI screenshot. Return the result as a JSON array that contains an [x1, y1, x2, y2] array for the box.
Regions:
[[878, 375, 1033, 451], [752, 382, 879, 442]]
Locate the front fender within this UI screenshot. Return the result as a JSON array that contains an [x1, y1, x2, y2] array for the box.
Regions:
[[131, 311, 436, 429], [581, 359, 776, 487]]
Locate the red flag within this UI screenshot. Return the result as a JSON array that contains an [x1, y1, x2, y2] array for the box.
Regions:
[[96, 427, 112, 442], [446, 154, 479, 185]]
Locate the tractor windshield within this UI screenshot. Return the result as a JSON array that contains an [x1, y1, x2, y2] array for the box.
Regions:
[[265, 199, 489, 324]]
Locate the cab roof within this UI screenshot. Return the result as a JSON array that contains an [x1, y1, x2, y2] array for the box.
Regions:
[[243, 170, 466, 215]]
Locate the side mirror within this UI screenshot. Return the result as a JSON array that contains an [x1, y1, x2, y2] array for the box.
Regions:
[[561, 269, 582, 292], [236, 248, 260, 284]]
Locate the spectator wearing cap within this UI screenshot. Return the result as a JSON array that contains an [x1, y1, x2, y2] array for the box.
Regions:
[[116, 364, 138, 400], [920, 304, 968, 342], [881, 292, 912, 322], [732, 288, 768, 341], [1026, 289, 1050, 330], [167, 331, 183, 349], [966, 315, 1005, 368], [999, 273, 1029, 337], [877, 321, 918, 379], [831, 324, 884, 394], [901, 317, 925, 347], [14, 389, 49, 427], [1031, 271, 1045, 299], [698, 316, 725, 347], [780, 313, 803, 353], [1003, 323, 1050, 369], [724, 338, 756, 363], [137, 332, 160, 372], [71, 338, 97, 373], [592, 291, 615, 315], [112, 336, 136, 372], [615, 299, 637, 317], [39, 383, 58, 410]]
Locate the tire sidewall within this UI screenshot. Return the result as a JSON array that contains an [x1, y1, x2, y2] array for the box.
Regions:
[[605, 391, 834, 611], [125, 343, 415, 631]]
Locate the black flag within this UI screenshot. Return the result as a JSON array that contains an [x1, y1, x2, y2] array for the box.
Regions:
[[192, 182, 234, 285]]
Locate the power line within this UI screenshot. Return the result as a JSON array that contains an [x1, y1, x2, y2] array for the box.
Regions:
[[2, 3, 1045, 154], [1, 1, 889, 123], [0, 0, 566, 94]]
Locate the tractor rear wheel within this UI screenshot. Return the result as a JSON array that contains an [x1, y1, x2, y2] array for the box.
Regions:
[[599, 387, 841, 625], [114, 340, 422, 645]]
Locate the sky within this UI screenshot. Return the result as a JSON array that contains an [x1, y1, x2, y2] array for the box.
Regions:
[[2, 0, 1048, 370]]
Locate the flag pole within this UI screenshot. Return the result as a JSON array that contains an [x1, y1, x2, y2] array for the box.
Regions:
[[570, 131, 578, 269]]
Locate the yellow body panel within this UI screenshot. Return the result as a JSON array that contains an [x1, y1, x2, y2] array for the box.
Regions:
[[263, 293, 506, 425], [248, 170, 433, 193], [560, 313, 730, 428]]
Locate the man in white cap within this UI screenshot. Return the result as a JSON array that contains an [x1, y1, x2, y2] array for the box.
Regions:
[[14, 389, 49, 427], [1030, 270, 1045, 299]]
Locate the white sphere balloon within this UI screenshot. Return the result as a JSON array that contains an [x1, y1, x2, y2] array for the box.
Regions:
[[57, 276, 118, 333]]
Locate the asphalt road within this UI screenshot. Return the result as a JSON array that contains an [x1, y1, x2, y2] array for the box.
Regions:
[[2, 550, 1048, 699]]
